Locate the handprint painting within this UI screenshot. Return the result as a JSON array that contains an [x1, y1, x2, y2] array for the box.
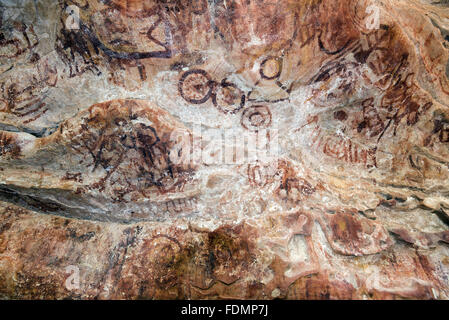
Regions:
[[0, 0, 449, 300]]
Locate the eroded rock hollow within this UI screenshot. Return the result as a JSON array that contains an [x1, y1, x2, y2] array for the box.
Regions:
[[1, 0, 449, 299]]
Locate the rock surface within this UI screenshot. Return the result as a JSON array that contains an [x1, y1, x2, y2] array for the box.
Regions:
[[0, 0, 449, 299]]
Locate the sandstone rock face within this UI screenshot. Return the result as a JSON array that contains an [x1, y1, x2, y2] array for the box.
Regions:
[[0, 0, 449, 299]]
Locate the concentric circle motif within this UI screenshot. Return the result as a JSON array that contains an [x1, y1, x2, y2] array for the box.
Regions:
[[212, 82, 246, 114], [241, 105, 272, 131], [178, 69, 213, 104], [259, 56, 282, 80]]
